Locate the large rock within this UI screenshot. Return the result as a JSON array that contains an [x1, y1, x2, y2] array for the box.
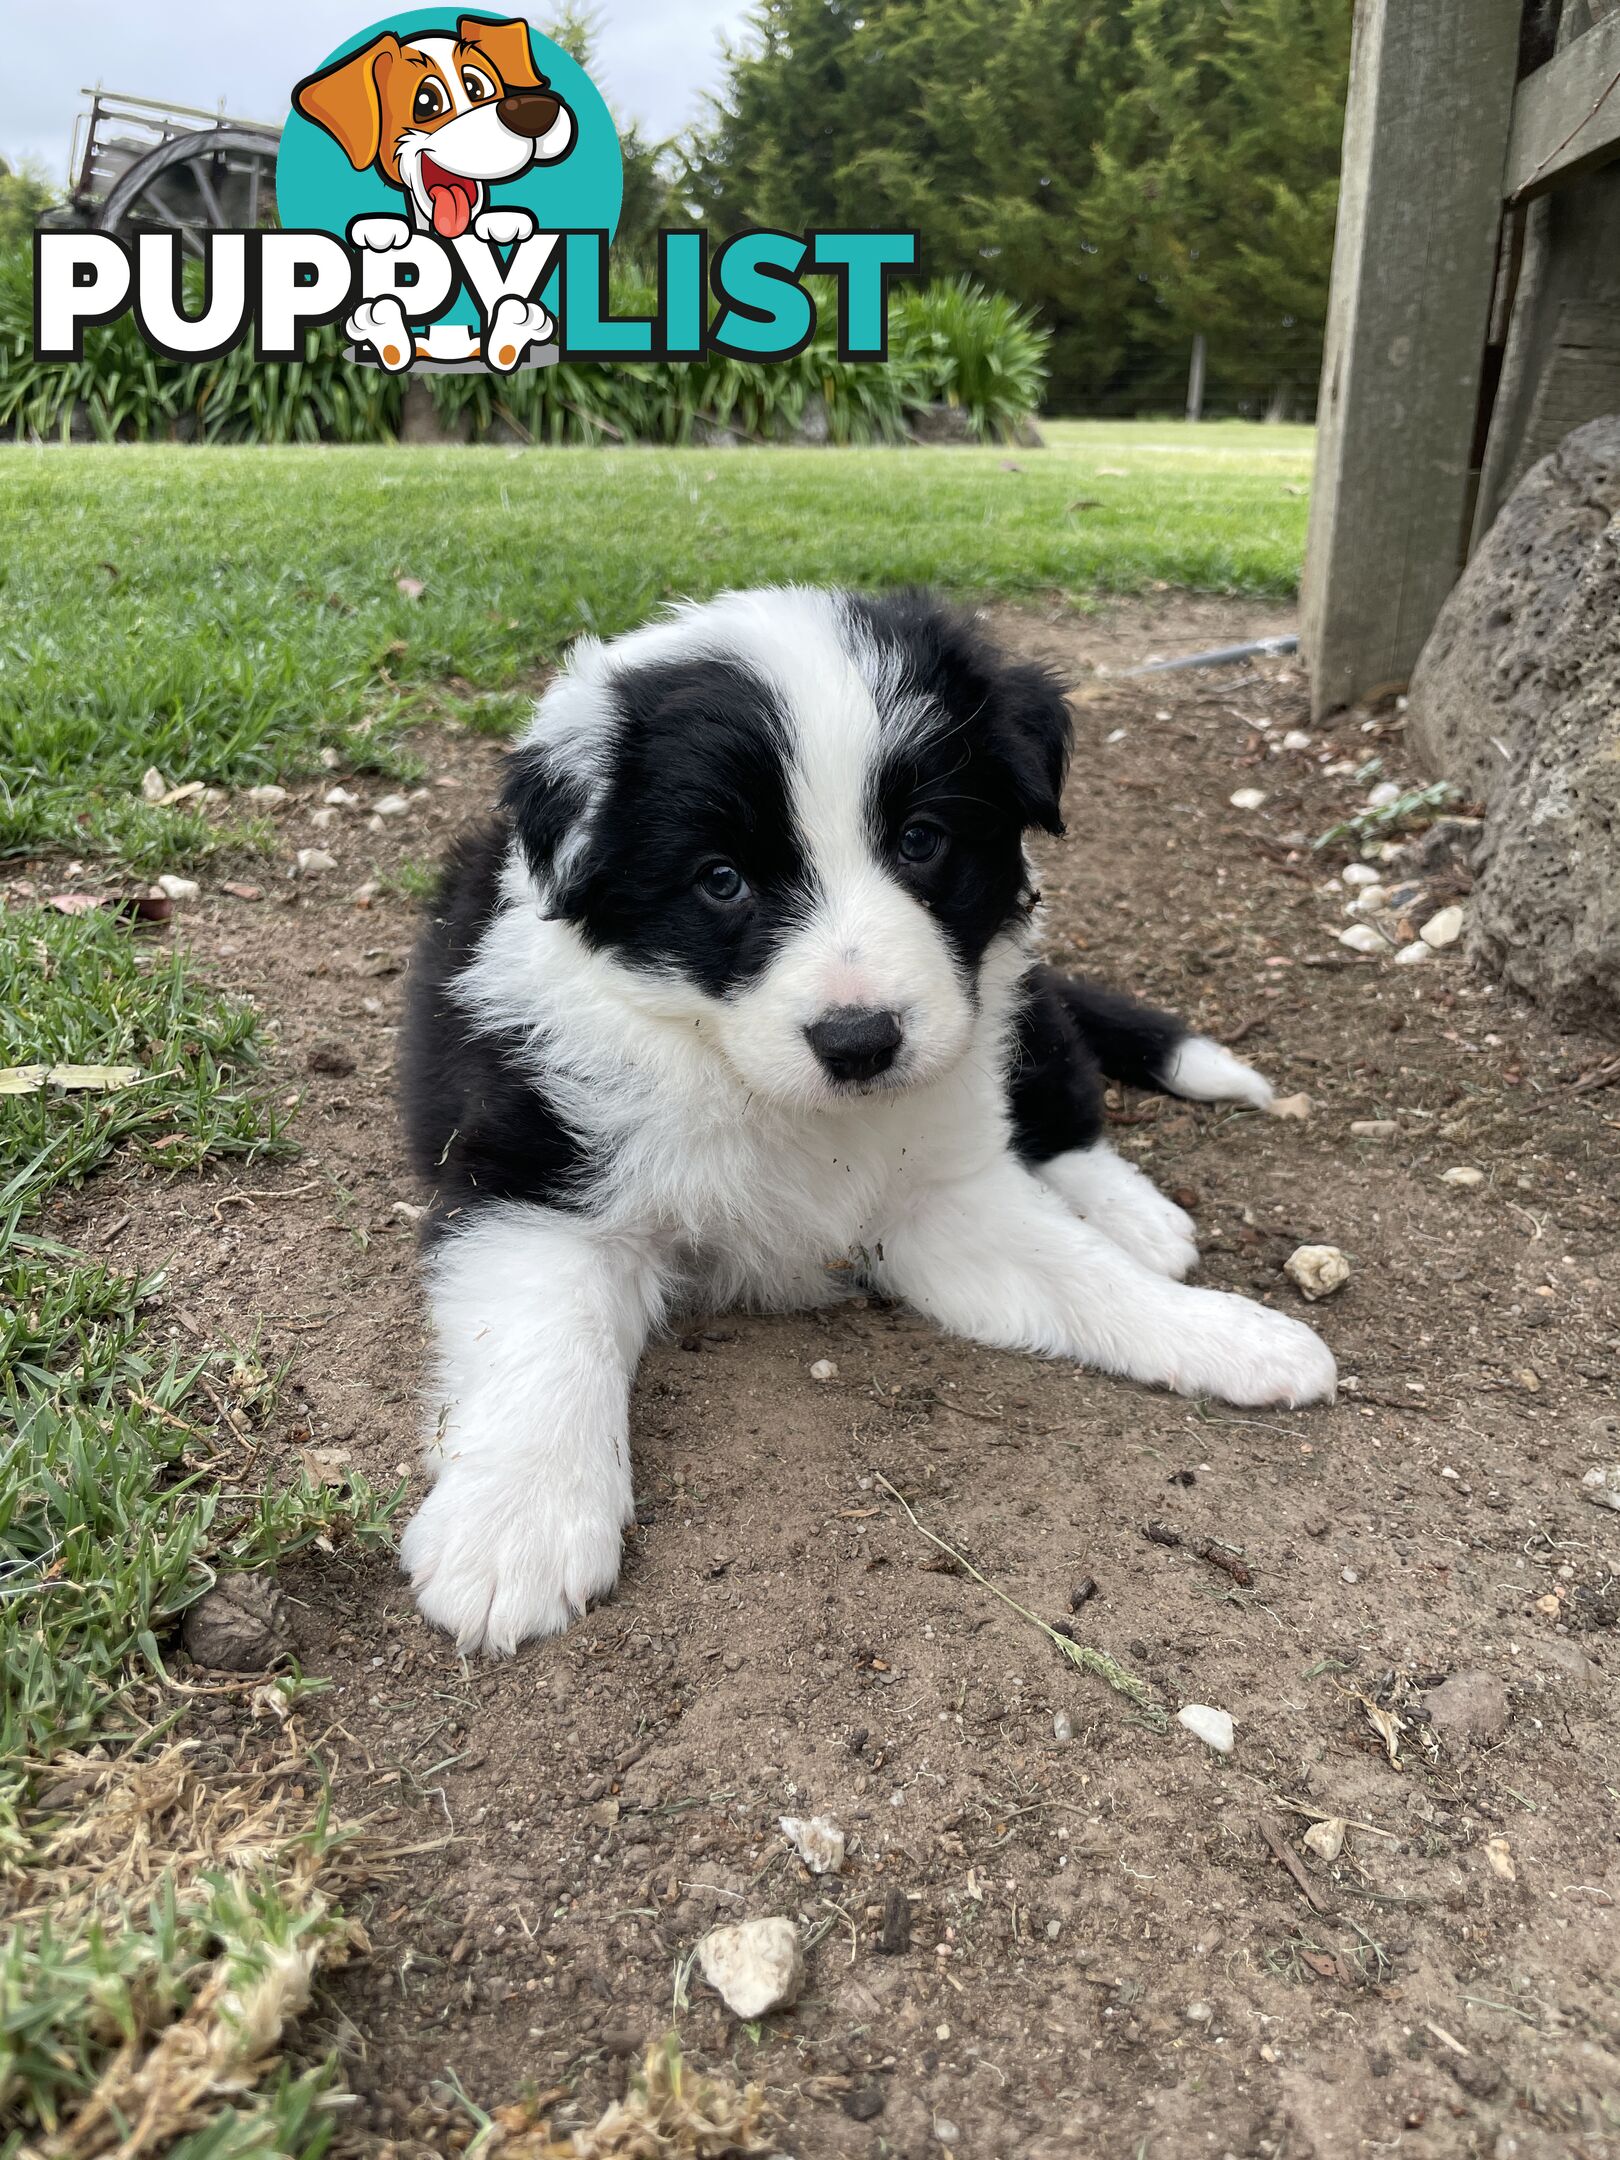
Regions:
[[1406, 417, 1620, 1032]]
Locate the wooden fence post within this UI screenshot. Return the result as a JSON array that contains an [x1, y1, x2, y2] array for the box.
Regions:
[[1301, 0, 1522, 717]]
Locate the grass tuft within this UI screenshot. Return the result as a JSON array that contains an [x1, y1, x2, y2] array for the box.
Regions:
[[0, 904, 398, 2154]]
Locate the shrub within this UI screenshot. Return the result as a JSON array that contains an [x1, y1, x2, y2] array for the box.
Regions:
[[891, 276, 1052, 439], [0, 245, 1045, 445]]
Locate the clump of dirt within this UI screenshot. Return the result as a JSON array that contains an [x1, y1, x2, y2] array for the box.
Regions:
[[40, 596, 1619, 2159]]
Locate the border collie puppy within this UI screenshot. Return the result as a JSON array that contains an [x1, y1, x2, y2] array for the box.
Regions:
[[400, 588, 1335, 1652]]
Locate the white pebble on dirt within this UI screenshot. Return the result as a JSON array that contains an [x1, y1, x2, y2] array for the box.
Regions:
[[809, 1359, 838, 1382], [1421, 904, 1466, 948], [780, 1814, 845, 1874], [1229, 787, 1267, 810], [1441, 1166, 1485, 1188], [245, 784, 288, 807], [155, 874, 199, 902], [1394, 941, 1431, 965], [1339, 923, 1385, 954], [139, 767, 168, 802], [1350, 1119, 1398, 1138], [1303, 1817, 1347, 1862], [696, 1917, 804, 2019], [1342, 862, 1381, 886], [1284, 1244, 1351, 1301], [295, 848, 338, 876], [1177, 1704, 1234, 1754], [372, 793, 411, 817], [1580, 1465, 1620, 1512]]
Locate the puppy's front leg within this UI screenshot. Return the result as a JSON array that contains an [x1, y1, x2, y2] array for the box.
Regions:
[[877, 1159, 1335, 1407], [400, 1205, 666, 1653]]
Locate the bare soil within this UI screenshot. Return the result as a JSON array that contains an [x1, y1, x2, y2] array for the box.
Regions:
[[44, 594, 1620, 2160]]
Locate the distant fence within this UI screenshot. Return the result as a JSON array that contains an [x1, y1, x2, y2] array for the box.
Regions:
[[1302, 0, 1620, 715]]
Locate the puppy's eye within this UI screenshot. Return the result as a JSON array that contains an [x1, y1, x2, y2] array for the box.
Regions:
[[413, 79, 447, 122], [898, 821, 946, 866], [696, 861, 749, 904], [462, 66, 496, 102]]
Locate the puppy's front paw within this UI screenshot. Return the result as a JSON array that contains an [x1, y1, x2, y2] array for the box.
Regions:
[[400, 1466, 625, 1653], [473, 206, 537, 246], [350, 215, 412, 252], [1167, 1291, 1336, 1408], [486, 295, 553, 372], [347, 297, 412, 371]]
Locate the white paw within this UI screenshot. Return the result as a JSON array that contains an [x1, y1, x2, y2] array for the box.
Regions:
[[1038, 1143, 1198, 1279], [1162, 1035, 1274, 1109], [347, 297, 412, 371], [473, 206, 537, 246], [485, 295, 553, 372], [399, 1464, 626, 1653], [350, 214, 412, 252], [1162, 1289, 1337, 1407]]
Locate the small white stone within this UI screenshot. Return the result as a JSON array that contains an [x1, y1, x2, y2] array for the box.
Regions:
[[323, 784, 359, 808], [933, 2120, 960, 2147], [1185, 2000, 1214, 2023], [295, 847, 338, 876], [780, 1814, 845, 1874], [1177, 1704, 1234, 1755], [245, 784, 288, 808], [1393, 940, 1431, 965], [1341, 1566, 1360, 1585], [372, 792, 411, 817], [1282, 729, 1312, 751], [1338, 923, 1384, 954], [1341, 863, 1381, 887], [1421, 904, 1466, 949], [1053, 1711, 1074, 1744], [1284, 1244, 1351, 1301], [1229, 787, 1268, 811], [154, 873, 200, 902], [1366, 780, 1403, 809], [1349, 1119, 1398, 1139], [1441, 1166, 1485, 1188], [140, 766, 168, 802], [1580, 1465, 1620, 1513], [309, 806, 340, 830], [697, 1918, 804, 2020], [319, 747, 340, 769], [1303, 1817, 1347, 1863], [809, 1359, 839, 1382]]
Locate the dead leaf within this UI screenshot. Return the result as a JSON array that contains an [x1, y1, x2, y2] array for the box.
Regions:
[[2, 1064, 143, 1095], [1353, 1690, 1405, 1768]]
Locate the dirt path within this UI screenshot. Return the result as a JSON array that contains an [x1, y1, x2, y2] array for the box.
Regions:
[[47, 595, 1619, 2159]]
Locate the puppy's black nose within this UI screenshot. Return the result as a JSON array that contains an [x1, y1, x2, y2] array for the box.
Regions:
[[497, 90, 566, 138], [805, 1006, 903, 1083]]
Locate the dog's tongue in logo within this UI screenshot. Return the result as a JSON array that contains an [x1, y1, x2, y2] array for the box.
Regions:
[[421, 154, 477, 238]]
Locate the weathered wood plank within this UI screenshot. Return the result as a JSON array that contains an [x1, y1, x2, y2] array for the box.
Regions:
[[1302, 0, 1522, 717], [1506, 12, 1620, 198]]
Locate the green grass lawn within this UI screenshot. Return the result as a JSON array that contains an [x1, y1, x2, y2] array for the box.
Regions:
[[0, 424, 1312, 865]]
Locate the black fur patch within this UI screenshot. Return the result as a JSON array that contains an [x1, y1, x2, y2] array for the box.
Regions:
[[400, 818, 591, 1237], [1008, 966, 1188, 1165], [506, 656, 808, 999]]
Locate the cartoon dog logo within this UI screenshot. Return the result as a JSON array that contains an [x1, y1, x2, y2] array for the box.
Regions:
[[292, 14, 575, 369]]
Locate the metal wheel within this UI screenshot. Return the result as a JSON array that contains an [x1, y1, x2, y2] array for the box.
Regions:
[[96, 125, 281, 250]]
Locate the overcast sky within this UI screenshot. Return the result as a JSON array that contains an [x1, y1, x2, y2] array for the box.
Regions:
[[10, 2, 753, 188]]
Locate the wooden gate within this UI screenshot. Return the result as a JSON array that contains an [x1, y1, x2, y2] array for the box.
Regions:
[[1301, 0, 1620, 716]]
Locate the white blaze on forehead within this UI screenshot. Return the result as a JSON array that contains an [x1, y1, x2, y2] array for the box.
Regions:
[[405, 37, 474, 114]]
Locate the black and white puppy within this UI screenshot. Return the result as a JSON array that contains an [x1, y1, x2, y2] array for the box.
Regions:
[[400, 587, 1335, 1652]]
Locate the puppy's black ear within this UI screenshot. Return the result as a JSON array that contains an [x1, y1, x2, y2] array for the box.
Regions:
[[500, 744, 593, 913], [990, 657, 1072, 835]]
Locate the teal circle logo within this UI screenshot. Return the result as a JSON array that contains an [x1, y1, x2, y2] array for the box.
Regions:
[[277, 10, 621, 356]]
